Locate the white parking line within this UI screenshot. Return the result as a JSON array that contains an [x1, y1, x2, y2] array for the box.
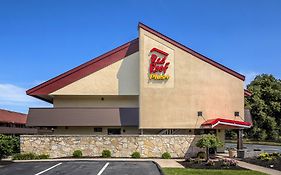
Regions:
[[34, 162, 62, 175], [97, 162, 109, 175]]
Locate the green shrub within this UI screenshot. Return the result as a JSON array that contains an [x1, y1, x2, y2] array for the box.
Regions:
[[271, 152, 281, 158], [161, 152, 171, 159], [258, 152, 281, 161], [197, 151, 206, 159], [0, 135, 20, 159], [73, 150, 83, 158], [131, 151, 141, 158], [12, 153, 49, 160], [36, 154, 50, 159], [13, 153, 36, 160], [258, 152, 270, 160], [102, 150, 111, 158]]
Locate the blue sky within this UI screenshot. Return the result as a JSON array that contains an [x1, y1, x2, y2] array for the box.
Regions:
[[0, 0, 281, 113]]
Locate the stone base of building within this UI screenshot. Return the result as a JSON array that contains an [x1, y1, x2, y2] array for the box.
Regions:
[[20, 135, 203, 158]]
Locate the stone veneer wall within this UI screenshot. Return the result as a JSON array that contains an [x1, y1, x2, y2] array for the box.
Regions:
[[20, 135, 200, 158]]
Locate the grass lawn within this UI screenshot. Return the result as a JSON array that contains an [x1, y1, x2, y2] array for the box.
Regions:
[[162, 168, 266, 175]]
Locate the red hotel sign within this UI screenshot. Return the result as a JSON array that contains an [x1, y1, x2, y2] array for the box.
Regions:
[[149, 48, 170, 80]]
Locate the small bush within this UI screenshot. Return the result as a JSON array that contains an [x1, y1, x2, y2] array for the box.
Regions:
[[73, 150, 83, 158], [197, 151, 206, 159], [271, 152, 281, 158], [36, 154, 50, 159], [161, 152, 171, 159], [102, 150, 111, 158], [12, 153, 50, 160], [258, 152, 281, 161], [131, 151, 141, 159], [13, 153, 36, 160]]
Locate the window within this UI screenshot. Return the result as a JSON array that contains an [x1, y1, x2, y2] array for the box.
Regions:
[[108, 128, 121, 135], [94, 128, 102, 132], [234, 112, 240, 116], [197, 111, 203, 116]]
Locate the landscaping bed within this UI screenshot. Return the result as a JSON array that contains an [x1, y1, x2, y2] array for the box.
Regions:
[[163, 168, 266, 175], [243, 152, 281, 171], [179, 158, 246, 170]]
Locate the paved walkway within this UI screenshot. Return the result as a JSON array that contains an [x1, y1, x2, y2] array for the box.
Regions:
[[153, 159, 184, 168], [237, 160, 281, 175]]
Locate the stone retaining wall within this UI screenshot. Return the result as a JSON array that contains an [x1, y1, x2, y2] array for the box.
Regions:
[[20, 135, 201, 158]]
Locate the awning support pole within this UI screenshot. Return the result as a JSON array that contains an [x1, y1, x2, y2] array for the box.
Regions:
[[237, 129, 243, 150]]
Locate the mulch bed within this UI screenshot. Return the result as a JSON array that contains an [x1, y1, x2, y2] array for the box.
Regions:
[[243, 157, 281, 171], [179, 160, 246, 170]]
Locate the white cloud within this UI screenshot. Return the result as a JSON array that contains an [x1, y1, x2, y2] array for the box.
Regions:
[[0, 83, 51, 112]]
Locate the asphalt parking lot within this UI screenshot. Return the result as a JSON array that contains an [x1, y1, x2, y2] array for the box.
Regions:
[[226, 143, 281, 153], [0, 161, 163, 175]]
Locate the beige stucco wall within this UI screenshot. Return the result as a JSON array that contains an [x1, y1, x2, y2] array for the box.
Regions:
[[53, 126, 140, 135], [139, 28, 244, 129], [51, 52, 139, 96], [53, 95, 138, 108]]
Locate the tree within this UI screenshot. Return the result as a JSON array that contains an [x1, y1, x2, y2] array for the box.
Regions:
[[245, 74, 281, 141], [196, 134, 223, 161], [0, 135, 14, 159]]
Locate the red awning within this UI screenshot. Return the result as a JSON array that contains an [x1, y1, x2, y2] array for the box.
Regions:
[[201, 118, 252, 129]]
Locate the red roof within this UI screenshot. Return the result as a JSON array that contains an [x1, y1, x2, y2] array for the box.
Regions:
[[201, 118, 251, 129], [0, 109, 27, 124], [27, 23, 246, 102]]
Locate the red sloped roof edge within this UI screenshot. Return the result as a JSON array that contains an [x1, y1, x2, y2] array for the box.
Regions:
[[26, 38, 139, 96], [138, 22, 245, 81], [202, 118, 252, 127]]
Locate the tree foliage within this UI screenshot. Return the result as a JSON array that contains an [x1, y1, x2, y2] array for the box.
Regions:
[[196, 134, 223, 160], [196, 134, 223, 149], [245, 74, 281, 141], [0, 135, 20, 159]]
